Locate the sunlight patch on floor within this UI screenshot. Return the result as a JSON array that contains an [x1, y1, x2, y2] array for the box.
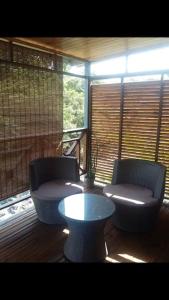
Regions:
[[65, 182, 84, 191], [105, 256, 120, 263], [63, 228, 70, 234], [105, 193, 145, 205], [118, 253, 145, 262]]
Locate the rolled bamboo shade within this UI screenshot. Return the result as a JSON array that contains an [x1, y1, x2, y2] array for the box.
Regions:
[[0, 41, 63, 200]]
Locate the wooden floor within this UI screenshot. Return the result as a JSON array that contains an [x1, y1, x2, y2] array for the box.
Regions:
[[1, 187, 169, 263]]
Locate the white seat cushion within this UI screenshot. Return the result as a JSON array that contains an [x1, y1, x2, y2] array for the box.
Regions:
[[31, 179, 84, 201], [103, 183, 158, 207]]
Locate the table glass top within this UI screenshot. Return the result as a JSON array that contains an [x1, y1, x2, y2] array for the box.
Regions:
[[58, 193, 115, 221]]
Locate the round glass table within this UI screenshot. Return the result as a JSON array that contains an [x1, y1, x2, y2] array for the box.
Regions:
[[58, 193, 115, 262]]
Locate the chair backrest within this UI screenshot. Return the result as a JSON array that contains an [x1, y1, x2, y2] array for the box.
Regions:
[[112, 159, 166, 203], [29, 156, 80, 191]]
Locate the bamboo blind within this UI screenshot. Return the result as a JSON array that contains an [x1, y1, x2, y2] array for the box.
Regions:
[[158, 80, 169, 198], [121, 81, 161, 160], [0, 41, 63, 200], [91, 80, 169, 199], [91, 84, 121, 183]]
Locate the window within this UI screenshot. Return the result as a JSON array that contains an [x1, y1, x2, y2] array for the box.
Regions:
[[0, 190, 30, 209], [127, 46, 169, 73], [92, 78, 121, 85], [0, 197, 33, 223], [63, 56, 85, 76], [91, 46, 169, 77], [91, 56, 126, 76]]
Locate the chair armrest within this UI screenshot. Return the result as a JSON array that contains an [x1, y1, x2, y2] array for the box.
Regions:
[[154, 166, 166, 204], [111, 159, 120, 184], [29, 161, 40, 191]]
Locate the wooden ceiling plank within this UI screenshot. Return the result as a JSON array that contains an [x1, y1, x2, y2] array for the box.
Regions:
[[2, 37, 169, 62]]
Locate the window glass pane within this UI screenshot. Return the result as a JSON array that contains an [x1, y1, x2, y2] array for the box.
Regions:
[[164, 74, 169, 80], [0, 190, 30, 209], [127, 47, 169, 72], [63, 75, 85, 129], [0, 198, 33, 223], [124, 74, 161, 83], [63, 57, 85, 75], [92, 78, 121, 84], [91, 56, 126, 76]]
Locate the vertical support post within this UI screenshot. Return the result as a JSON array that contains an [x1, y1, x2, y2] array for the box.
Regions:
[[155, 74, 164, 162], [79, 139, 81, 169], [118, 77, 124, 160], [83, 130, 87, 173], [84, 61, 90, 128], [85, 61, 91, 174]]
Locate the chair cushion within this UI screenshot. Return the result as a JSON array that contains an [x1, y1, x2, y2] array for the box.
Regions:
[[103, 183, 158, 207], [31, 179, 84, 201]]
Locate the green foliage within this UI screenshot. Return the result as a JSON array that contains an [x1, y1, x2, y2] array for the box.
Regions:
[[63, 75, 85, 129]]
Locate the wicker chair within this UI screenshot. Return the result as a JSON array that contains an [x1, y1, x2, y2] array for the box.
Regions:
[[29, 156, 83, 224], [103, 159, 166, 232]]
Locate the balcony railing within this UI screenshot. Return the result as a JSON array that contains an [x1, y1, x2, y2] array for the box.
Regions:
[[62, 128, 87, 175]]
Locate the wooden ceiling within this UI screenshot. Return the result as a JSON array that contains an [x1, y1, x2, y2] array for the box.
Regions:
[[9, 37, 169, 61]]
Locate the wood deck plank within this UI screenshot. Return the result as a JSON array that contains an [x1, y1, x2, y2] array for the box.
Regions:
[[1, 188, 169, 263]]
